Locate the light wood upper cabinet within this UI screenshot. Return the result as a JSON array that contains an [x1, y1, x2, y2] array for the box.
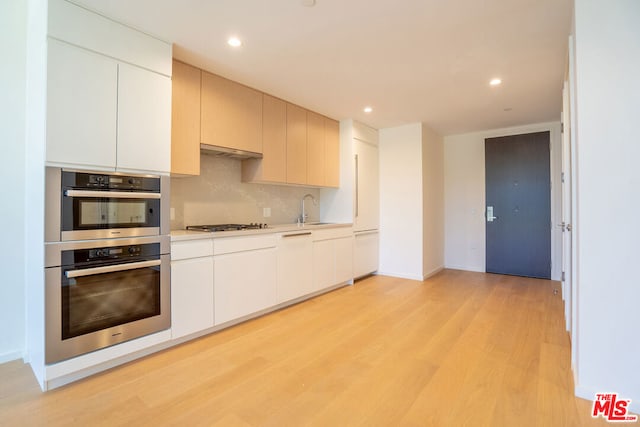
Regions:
[[171, 60, 201, 176], [286, 103, 308, 185], [201, 71, 263, 154], [242, 94, 287, 183], [306, 111, 325, 186], [171, 62, 339, 187], [324, 118, 340, 187]]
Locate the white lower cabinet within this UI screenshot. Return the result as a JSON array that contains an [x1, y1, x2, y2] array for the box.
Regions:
[[313, 231, 354, 292], [277, 231, 313, 303], [312, 239, 335, 292], [169, 227, 353, 343], [335, 236, 355, 284], [170, 240, 214, 339], [354, 230, 379, 278], [214, 248, 277, 325]]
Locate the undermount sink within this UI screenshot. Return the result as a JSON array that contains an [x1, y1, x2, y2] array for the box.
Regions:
[[305, 222, 333, 226]]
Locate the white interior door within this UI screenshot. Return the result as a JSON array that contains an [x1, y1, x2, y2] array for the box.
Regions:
[[561, 81, 573, 334]]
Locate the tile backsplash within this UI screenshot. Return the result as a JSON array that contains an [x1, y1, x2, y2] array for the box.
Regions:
[[170, 154, 320, 230]]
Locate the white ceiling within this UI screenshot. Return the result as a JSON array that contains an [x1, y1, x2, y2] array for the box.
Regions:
[[71, 0, 573, 136]]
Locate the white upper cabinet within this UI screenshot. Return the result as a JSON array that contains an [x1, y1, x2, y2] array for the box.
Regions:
[[116, 63, 171, 173], [46, 0, 172, 174], [46, 39, 118, 169]]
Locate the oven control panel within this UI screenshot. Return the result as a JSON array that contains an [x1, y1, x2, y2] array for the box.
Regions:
[[61, 170, 160, 192], [61, 243, 160, 266]]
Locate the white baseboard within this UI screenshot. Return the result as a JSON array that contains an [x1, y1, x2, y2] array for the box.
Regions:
[[376, 271, 424, 281], [423, 266, 444, 280], [0, 350, 24, 365], [443, 263, 485, 273]]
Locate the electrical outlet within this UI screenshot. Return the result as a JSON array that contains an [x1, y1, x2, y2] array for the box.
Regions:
[[263, 207, 271, 218], [170, 207, 175, 220]]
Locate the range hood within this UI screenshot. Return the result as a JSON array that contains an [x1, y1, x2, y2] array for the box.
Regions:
[[200, 143, 263, 160]]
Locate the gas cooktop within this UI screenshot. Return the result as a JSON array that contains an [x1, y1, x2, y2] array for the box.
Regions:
[[186, 223, 269, 232]]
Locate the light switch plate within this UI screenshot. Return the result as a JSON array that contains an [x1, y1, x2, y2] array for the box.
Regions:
[[263, 207, 271, 218]]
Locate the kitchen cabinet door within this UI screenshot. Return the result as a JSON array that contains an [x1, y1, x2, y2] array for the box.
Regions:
[[354, 139, 380, 232], [201, 71, 263, 154], [117, 63, 171, 174], [324, 118, 340, 188], [46, 39, 118, 169], [277, 232, 313, 303], [242, 95, 287, 183], [306, 111, 325, 186], [334, 236, 354, 284], [354, 231, 379, 278], [286, 103, 308, 185], [171, 256, 214, 339], [214, 248, 277, 325], [312, 239, 335, 292], [171, 60, 201, 176]]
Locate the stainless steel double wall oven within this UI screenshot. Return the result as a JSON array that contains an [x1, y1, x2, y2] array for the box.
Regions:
[[45, 168, 170, 364]]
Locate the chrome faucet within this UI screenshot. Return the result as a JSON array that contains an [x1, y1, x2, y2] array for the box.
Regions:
[[299, 193, 317, 224]]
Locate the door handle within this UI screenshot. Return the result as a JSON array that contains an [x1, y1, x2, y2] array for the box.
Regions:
[[354, 154, 359, 218], [558, 222, 572, 232], [486, 206, 498, 222]]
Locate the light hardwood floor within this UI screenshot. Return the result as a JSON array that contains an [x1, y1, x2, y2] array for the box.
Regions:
[[0, 270, 611, 426]]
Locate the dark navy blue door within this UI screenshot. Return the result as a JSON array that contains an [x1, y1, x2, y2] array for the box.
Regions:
[[485, 131, 551, 279]]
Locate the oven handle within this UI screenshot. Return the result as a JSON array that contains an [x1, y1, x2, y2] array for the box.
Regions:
[[64, 190, 161, 199], [65, 259, 161, 279]]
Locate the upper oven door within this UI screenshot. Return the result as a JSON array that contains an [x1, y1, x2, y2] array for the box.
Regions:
[[61, 189, 161, 240], [45, 168, 168, 242]]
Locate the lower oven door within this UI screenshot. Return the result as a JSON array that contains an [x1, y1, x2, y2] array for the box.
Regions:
[[45, 253, 170, 364]]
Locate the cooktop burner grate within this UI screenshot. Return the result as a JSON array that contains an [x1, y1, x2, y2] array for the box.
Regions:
[[186, 223, 268, 232]]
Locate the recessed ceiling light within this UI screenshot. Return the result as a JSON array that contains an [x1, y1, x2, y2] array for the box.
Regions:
[[227, 37, 242, 47], [490, 78, 502, 86], [364, 106, 373, 113], [301, 0, 316, 6]]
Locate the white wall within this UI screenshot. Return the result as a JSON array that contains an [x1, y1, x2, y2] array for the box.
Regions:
[[443, 131, 486, 272], [421, 124, 444, 278], [378, 122, 444, 280], [379, 123, 424, 280], [24, 0, 48, 388], [0, 0, 28, 363], [443, 122, 562, 280], [572, 0, 640, 411]]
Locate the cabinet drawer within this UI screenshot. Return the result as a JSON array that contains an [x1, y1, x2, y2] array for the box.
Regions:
[[214, 234, 277, 255], [312, 226, 353, 242], [171, 239, 214, 260]]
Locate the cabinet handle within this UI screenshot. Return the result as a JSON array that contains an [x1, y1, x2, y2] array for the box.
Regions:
[[282, 232, 312, 238], [355, 154, 359, 218]]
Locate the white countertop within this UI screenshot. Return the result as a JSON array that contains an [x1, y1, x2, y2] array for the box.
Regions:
[[170, 222, 353, 241]]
